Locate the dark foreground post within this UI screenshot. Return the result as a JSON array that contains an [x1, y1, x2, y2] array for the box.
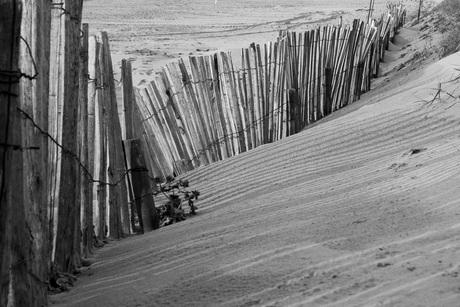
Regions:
[[325, 67, 333, 116], [124, 138, 160, 233]]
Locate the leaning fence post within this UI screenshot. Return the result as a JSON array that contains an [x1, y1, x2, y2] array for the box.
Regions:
[[324, 67, 333, 116], [124, 138, 160, 233], [288, 88, 298, 135], [356, 61, 365, 100], [121, 59, 136, 233], [122, 141, 136, 233]]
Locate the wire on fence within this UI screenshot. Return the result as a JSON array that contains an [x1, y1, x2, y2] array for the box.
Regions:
[[0, 143, 40, 151], [138, 56, 364, 165], [17, 107, 147, 188], [0, 36, 38, 86]]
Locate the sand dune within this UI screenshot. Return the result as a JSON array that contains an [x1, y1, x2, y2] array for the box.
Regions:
[[52, 11, 460, 307], [50, 1, 460, 306]]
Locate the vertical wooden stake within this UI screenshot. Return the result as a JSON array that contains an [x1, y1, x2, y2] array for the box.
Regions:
[[78, 23, 91, 259], [94, 36, 107, 240], [124, 139, 160, 233], [54, 0, 84, 274], [97, 32, 127, 239], [356, 61, 365, 100], [324, 67, 333, 116], [0, 1, 28, 305], [86, 35, 98, 254], [288, 89, 298, 135], [122, 141, 136, 232], [19, 0, 52, 304]]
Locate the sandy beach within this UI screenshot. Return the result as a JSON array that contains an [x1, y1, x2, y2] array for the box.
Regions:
[[50, 1, 460, 306], [82, 0, 422, 86]]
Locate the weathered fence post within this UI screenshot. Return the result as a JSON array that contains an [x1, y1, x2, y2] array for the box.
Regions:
[[86, 34, 98, 254], [288, 88, 298, 135], [78, 23, 92, 258], [124, 139, 160, 233], [324, 67, 333, 116], [19, 0, 52, 304], [122, 141, 136, 232], [356, 61, 365, 100], [121, 59, 136, 233], [0, 1, 28, 305], [97, 31, 128, 239], [54, 0, 84, 275], [92, 34, 108, 239]]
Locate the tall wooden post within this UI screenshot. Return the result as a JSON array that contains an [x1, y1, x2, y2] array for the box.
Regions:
[[95, 36, 107, 239], [124, 139, 160, 233], [122, 60, 135, 141], [48, 0, 65, 263], [122, 141, 136, 232], [324, 67, 333, 116], [86, 35, 98, 254], [288, 88, 298, 135], [78, 23, 91, 258], [0, 1, 26, 305], [122, 59, 136, 234], [356, 61, 365, 100], [19, 0, 52, 305], [97, 32, 127, 239], [54, 0, 84, 274]]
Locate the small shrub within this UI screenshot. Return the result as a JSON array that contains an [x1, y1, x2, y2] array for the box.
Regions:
[[152, 176, 200, 228]]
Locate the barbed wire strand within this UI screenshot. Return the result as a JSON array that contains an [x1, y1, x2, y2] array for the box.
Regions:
[[17, 108, 146, 187]]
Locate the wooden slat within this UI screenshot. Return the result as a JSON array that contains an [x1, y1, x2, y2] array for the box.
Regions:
[[216, 53, 239, 155], [270, 40, 280, 141], [142, 85, 176, 165], [223, 52, 246, 153], [149, 77, 186, 162], [160, 67, 197, 165], [210, 53, 233, 158], [249, 44, 262, 146], [178, 58, 212, 164], [124, 139, 160, 233], [165, 63, 205, 165], [189, 56, 219, 162], [199, 56, 223, 160], [137, 87, 176, 175], [243, 48, 257, 149], [54, 0, 84, 273], [202, 55, 227, 159]]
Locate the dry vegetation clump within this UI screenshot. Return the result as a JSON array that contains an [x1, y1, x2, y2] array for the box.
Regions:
[[434, 0, 460, 56], [152, 177, 200, 228]]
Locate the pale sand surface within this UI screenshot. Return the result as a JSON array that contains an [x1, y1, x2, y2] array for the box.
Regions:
[[82, 0, 423, 86], [52, 1, 460, 306]]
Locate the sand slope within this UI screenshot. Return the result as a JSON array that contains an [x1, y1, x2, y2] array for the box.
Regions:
[[52, 18, 460, 306]]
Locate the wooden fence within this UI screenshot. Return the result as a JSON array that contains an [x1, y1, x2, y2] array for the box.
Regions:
[[0, 1, 152, 305], [0, 1, 405, 306], [134, 4, 406, 177]]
